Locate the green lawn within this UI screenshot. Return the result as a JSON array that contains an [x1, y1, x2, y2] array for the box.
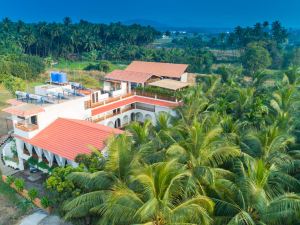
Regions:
[[52, 60, 92, 70], [52, 59, 128, 72], [0, 84, 12, 110]]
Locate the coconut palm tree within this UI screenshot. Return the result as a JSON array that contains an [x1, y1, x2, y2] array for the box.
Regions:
[[166, 119, 240, 190], [63, 134, 141, 223], [213, 159, 300, 225], [97, 160, 214, 225]]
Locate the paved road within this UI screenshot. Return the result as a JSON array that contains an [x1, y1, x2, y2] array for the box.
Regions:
[[19, 211, 48, 225], [18, 211, 72, 225]]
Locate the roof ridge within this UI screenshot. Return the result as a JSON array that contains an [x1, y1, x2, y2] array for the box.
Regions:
[[62, 118, 123, 134], [131, 60, 189, 66]]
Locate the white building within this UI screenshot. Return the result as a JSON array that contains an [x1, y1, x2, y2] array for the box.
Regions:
[[2, 61, 190, 171]]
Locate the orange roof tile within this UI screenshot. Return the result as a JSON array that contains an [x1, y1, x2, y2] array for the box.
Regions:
[[125, 61, 188, 78], [105, 70, 156, 84], [2, 103, 45, 117], [6, 99, 25, 106], [15, 118, 123, 160], [92, 95, 179, 116]]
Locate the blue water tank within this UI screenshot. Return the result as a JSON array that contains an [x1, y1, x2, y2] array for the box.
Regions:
[[50, 72, 68, 83]]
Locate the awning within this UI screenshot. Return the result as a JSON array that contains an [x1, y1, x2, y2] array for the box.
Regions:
[[148, 79, 190, 91]]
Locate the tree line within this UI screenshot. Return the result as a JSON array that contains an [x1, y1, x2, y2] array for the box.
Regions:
[[0, 17, 159, 57], [172, 21, 300, 72]]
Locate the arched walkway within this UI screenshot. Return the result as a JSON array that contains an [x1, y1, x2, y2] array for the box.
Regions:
[[115, 118, 121, 128], [123, 115, 129, 126], [136, 112, 143, 122], [145, 114, 152, 122], [130, 112, 136, 121], [107, 121, 114, 128]]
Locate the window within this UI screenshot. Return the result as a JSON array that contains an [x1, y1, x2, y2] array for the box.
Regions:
[[92, 92, 99, 103], [95, 92, 99, 102], [31, 116, 37, 125], [92, 93, 95, 103]]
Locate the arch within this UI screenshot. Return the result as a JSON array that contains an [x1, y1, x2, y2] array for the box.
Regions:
[[123, 115, 129, 126], [145, 114, 152, 122], [130, 112, 136, 121], [136, 112, 143, 122], [107, 121, 114, 128], [115, 118, 121, 128]]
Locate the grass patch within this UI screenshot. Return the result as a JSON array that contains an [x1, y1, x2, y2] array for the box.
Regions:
[[52, 59, 127, 72], [0, 84, 12, 110], [52, 60, 92, 70]]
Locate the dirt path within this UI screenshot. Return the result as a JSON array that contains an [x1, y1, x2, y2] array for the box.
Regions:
[[0, 195, 20, 225], [0, 112, 12, 136]]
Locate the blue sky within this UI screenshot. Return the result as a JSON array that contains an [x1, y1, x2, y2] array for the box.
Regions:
[[1, 0, 300, 28]]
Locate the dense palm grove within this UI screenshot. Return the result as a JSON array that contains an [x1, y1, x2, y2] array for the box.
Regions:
[[0, 17, 159, 56], [45, 67, 300, 225]]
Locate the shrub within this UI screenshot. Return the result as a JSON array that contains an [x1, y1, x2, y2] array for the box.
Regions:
[[84, 63, 100, 71], [40, 197, 50, 208], [99, 60, 111, 72], [14, 178, 25, 192], [37, 161, 50, 170], [27, 157, 38, 166], [2, 75, 26, 95], [5, 176, 15, 185], [28, 188, 38, 201]]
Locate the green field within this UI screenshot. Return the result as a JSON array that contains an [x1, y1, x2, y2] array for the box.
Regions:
[[0, 85, 11, 110], [52, 59, 128, 72]]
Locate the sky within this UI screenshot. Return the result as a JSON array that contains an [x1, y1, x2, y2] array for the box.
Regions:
[[0, 0, 299, 28]]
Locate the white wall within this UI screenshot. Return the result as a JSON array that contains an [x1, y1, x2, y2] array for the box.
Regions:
[[112, 82, 127, 97], [14, 96, 90, 139], [180, 73, 188, 82], [103, 81, 112, 91]]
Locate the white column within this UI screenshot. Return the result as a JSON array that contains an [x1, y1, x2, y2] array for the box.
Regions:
[[67, 160, 79, 168], [15, 138, 24, 170], [43, 150, 54, 167], [35, 147, 43, 162], [54, 154, 66, 167], [25, 143, 33, 156]]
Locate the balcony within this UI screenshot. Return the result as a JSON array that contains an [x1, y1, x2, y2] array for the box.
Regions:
[[91, 92, 134, 108], [135, 105, 155, 112], [134, 90, 177, 102], [93, 106, 134, 123], [15, 122, 39, 132]]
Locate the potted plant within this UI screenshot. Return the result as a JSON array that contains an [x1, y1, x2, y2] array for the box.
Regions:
[[5, 176, 15, 185], [14, 178, 25, 192], [40, 196, 50, 208], [28, 188, 38, 201]]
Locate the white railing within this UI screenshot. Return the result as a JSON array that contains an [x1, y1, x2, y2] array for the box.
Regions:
[[112, 89, 124, 97], [4, 160, 18, 169], [2, 141, 19, 169]]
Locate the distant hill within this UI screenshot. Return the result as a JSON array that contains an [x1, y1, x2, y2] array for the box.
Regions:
[[123, 19, 232, 34], [123, 19, 169, 28]]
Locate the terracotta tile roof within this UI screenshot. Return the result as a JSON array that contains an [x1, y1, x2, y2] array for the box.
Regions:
[[6, 99, 25, 106], [2, 103, 45, 117], [105, 70, 156, 84], [92, 95, 179, 116], [125, 61, 188, 78], [15, 118, 123, 160], [149, 79, 190, 90]]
